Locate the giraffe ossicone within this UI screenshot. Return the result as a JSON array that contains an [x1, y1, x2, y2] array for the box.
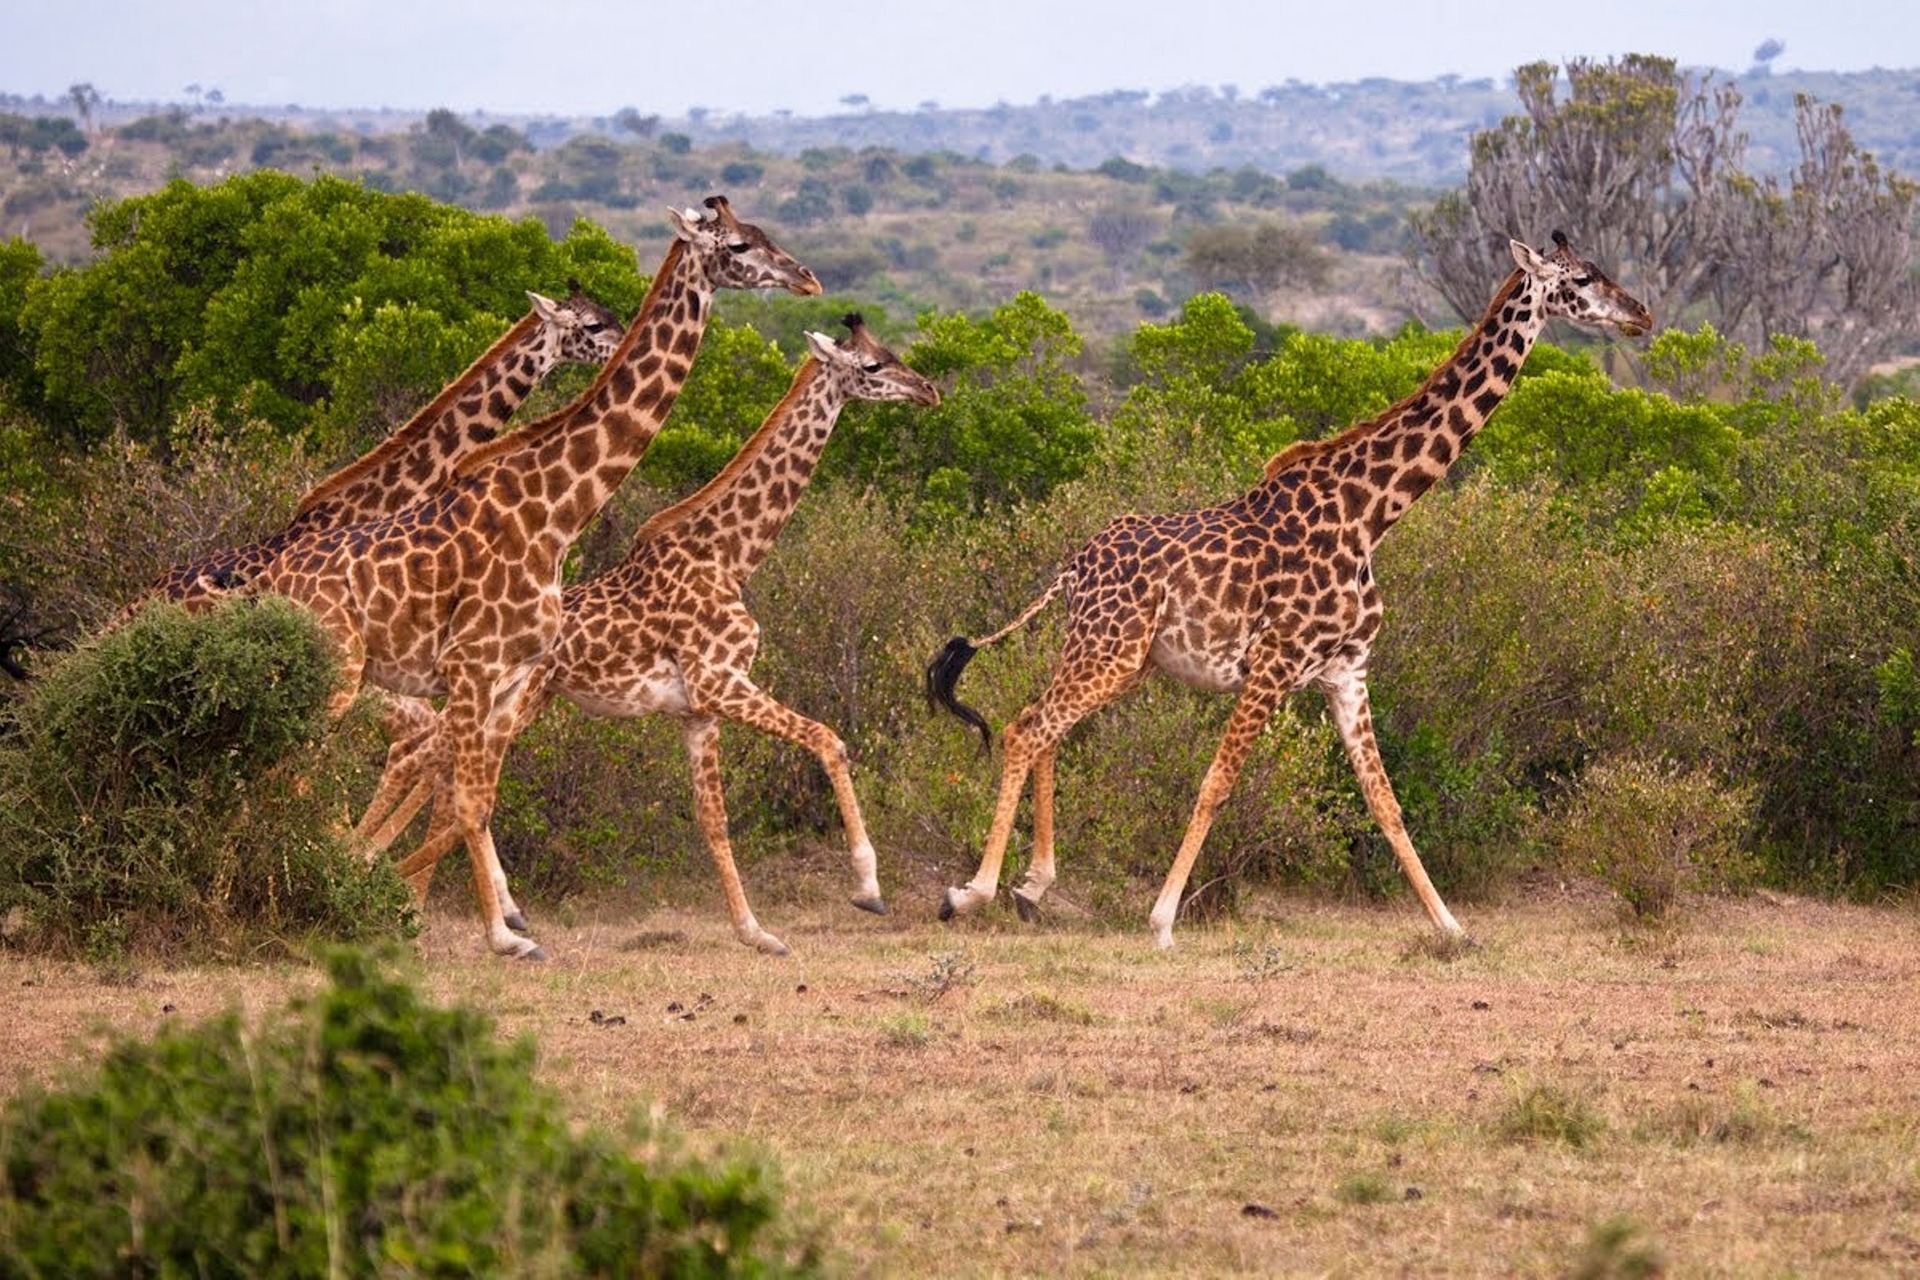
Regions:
[[928, 231, 1652, 948]]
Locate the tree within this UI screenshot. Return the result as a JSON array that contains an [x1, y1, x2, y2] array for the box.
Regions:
[[1409, 55, 1919, 389], [65, 82, 100, 136], [1087, 203, 1160, 289], [1184, 220, 1330, 304]]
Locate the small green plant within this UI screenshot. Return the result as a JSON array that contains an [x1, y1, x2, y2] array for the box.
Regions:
[[1568, 1215, 1667, 1279], [881, 1011, 932, 1049], [1333, 1171, 1393, 1205], [1232, 937, 1294, 982], [0, 949, 818, 1277], [1494, 1081, 1607, 1148]]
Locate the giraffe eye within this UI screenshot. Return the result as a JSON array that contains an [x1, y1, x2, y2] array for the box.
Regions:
[[1572, 275, 1593, 287], [726, 242, 753, 255], [862, 362, 884, 374]]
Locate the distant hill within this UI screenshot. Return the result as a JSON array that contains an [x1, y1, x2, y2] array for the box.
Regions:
[[9, 66, 1916, 184]]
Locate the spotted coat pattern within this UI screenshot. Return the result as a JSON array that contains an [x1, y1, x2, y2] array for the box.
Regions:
[[929, 232, 1654, 948], [130, 286, 624, 613], [360, 318, 940, 955], [233, 196, 821, 958]]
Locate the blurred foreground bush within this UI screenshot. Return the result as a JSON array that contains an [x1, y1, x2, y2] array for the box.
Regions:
[[0, 949, 818, 1277]]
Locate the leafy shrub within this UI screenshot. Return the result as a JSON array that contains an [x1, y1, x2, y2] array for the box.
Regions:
[[0, 949, 817, 1277], [0, 599, 414, 959], [1542, 755, 1756, 919]]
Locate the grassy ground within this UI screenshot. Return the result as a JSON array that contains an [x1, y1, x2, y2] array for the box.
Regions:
[[3, 882, 1917, 1277]]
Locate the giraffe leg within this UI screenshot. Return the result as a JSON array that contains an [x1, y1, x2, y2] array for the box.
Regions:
[[943, 622, 1152, 921], [441, 670, 546, 959], [686, 665, 888, 917], [1147, 640, 1298, 948], [1318, 665, 1464, 936], [1011, 746, 1057, 922], [680, 715, 788, 955]]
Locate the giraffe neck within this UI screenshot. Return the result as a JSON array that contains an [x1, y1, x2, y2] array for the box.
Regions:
[[457, 238, 711, 549], [1250, 267, 1546, 548], [629, 359, 840, 582], [290, 308, 554, 529]]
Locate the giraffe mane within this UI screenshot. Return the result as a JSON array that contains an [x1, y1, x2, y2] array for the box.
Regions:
[[451, 237, 691, 481], [1260, 267, 1529, 480], [292, 308, 546, 517], [626, 357, 827, 551]]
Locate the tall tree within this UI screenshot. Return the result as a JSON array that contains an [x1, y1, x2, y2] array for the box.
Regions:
[[1409, 56, 1917, 388]]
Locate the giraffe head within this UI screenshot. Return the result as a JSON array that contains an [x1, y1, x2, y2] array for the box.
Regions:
[[667, 194, 823, 296], [1509, 231, 1653, 337], [527, 280, 626, 366], [804, 313, 942, 407]]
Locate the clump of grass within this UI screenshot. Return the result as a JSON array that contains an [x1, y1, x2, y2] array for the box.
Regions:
[[1637, 1080, 1804, 1147], [881, 1011, 932, 1049], [1399, 928, 1479, 963], [988, 990, 1098, 1025], [1568, 1215, 1667, 1279], [1494, 1081, 1607, 1148], [1333, 1171, 1393, 1205]]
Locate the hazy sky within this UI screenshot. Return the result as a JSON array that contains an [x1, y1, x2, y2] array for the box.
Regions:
[[4, 0, 1915, 119]]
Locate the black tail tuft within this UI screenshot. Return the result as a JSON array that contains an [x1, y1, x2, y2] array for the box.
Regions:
[[925, 636, 991, 755]]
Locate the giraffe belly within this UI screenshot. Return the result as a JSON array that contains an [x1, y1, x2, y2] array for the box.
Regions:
[[362, 659, 446, 699], [1148, 630, 1248, 693], [559, 655, 692, 719]]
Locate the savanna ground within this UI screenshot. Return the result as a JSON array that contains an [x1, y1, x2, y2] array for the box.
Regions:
[[3, 869, 1917, 1278]]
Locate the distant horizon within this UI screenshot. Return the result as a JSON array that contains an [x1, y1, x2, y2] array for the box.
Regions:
[[5, 60, 1915, 128], [5, 0, 1916, 122]]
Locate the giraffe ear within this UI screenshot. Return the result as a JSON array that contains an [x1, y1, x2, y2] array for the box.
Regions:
[[1509, 238, 1555, 277], [665, 206, 704, 241], [526, 290, 561, 319], [804, 330, 846, 363]]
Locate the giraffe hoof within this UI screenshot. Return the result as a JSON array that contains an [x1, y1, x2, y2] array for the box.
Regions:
[[1012, 890, 1041, 924], [938, 891, 958, 922], [851, 894, 888, 917], [504, 909, 530, 933], [518, 945, 550, 962]]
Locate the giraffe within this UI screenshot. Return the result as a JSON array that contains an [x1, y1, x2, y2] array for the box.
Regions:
[[358, 316, 941, 955], [131, 285, 624, 613], [927, 232, 1652, 948], [227, 196, 820, 958]]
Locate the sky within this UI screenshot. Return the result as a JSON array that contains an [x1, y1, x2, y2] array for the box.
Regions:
[[3, 0, 1915, 120]]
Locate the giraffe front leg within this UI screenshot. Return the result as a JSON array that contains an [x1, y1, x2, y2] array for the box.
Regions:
[[1319, 666, 1465, 937], [1011, 746, 1058, 922], [1147, 649, 1293, 949], [444, 679, 547, 960], [681, 716, 788, 955]]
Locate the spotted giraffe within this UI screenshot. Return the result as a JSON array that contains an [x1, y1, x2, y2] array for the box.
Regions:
[[359, 317, 940, 954], [928, 232, 1653, 947], [130, 285, 623, 613], [228, 196, 820, 958]]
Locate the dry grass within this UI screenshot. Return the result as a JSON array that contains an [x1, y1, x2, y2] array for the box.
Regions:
[[4, 883, 1919, 1277]]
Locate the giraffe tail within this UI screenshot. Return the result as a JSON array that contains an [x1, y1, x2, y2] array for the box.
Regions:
[[924, 569, 1069, 755]]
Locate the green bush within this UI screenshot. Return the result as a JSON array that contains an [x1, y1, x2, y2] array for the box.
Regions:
[[0, 598, 414, 959], [0, 949, 817, 1278], [1541, 755, 1756, 919]]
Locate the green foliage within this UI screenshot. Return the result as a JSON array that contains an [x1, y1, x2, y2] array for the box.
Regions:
[[1569, 1217, 1667, 1280], [824, 292, 1098, 523], [0, 238, 42, 409], [0, 599, 414, 959], [0, 949, 816, 1277], [15, 174, 642, 453], [640, 320, 798, 495]]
